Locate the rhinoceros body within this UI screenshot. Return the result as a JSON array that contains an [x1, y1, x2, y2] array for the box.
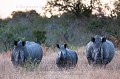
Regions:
[[11, 41, 43, 66], [86, 35, 115, 66], [56, 44, 78, 68]]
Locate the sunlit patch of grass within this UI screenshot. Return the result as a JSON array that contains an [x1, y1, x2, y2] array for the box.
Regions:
[[68, 44, 78, 50]]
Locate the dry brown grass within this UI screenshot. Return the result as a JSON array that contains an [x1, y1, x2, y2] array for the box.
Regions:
[[0, 47, 120, 79]]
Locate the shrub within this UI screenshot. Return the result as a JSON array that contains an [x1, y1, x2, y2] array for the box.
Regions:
[[86, 18, 105, 33], [33, 30, 46, 44]]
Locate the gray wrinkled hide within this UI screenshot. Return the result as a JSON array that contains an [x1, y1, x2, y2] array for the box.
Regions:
[[86, 35, 115, 66], [11, 41, 43, 66], [56, 44, 78, 68]]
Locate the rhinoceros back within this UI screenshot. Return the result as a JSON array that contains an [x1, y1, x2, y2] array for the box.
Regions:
[[67, 49, 78, 65], [102, 40, 115, 62], [25, 41, 43, 62]]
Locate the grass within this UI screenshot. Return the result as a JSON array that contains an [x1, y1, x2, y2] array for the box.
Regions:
[[0, 47, 120, 79]]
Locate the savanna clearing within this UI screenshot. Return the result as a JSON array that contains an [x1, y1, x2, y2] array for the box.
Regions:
[[0, 47, 120, 79]]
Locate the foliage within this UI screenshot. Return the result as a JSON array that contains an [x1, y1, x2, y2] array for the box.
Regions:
[[86, 18, 105, 33], [109, 0, 120, 38], [11, 10, 39, 19], [0, 19, 14, 52], [86, 16, 120, 40], [44, 0, 92, 17], [0, 10, 49, 52], [1, 6, 120, 52], [114, 0, 120, 33], [114, 0, 120, 17], [33, 30, 46, 44]]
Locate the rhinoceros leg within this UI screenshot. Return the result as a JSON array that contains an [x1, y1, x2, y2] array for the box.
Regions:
[[87, 57, 94, 65], [101, 58, 109, 68]]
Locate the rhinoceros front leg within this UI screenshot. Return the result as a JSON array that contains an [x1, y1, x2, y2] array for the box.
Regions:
[[102, 59, 108, 68], [103, 58, 109, 65], [87, 57, 94, 65]]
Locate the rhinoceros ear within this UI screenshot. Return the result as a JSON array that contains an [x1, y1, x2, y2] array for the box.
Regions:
[[102, 38, 106, 43], [64, 44, 67, 48], [14, 41, 18, 46], [91, 37, 95, 42], [56, 44, 60, 48], [22, 41, 26, 46]]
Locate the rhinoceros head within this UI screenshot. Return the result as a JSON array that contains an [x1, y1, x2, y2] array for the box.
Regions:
[[12, 41, 26, 66], [56, 44, 68, 61], [91, 35, 106, 64]]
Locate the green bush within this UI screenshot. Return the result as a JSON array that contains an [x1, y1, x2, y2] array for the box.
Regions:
[[33, 30, 46, 44], [86, 18, 105, 33]]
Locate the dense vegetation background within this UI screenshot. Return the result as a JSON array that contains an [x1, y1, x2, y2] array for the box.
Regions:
[[0, 0, 120, 52]]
